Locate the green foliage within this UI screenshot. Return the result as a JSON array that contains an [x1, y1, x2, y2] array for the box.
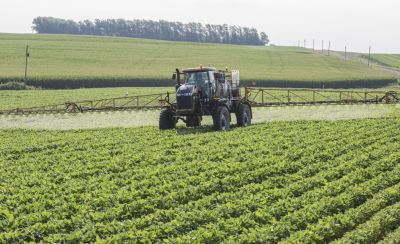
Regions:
[[32, 17, 268, 46], [0, 87, 170, 110], [0, 81, 34, 90], [0, 33, 395, 89], [378, 226, 400, 244], [1, 118, 400, 242], [367, 54, 400, 68], [333, 202, 400, 243]]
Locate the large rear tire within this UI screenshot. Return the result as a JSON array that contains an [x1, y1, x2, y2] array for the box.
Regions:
[[236, 103, 251, 127], [186, 115, 202, 127], [159, 108, 176, 130], [213, 106, 230, 131]]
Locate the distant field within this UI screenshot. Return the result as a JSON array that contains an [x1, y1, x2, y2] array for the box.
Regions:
[[0, 87, 170, 110], [369, 54, 400, 68], [0, 33, 395, 88]]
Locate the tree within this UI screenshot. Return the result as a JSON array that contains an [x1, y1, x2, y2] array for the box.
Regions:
[[260, 32, 270, 45], [32, 17, 269, 46]]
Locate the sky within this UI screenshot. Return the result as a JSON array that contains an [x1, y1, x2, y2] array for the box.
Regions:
[[0, 0, 399, 53]]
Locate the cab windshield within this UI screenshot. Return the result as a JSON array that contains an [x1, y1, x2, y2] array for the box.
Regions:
[[184, 72, 209, 87]]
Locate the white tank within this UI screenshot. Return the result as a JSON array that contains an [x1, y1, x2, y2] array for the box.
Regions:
[[231, 70, 240, 90]]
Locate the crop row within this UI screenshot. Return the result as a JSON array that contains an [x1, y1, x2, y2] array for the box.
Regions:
[[334, 201, 400, 243], [133, 129, 399, 242], [18, 78, 396, 89], [285, 181, 400, 243], [0, 118, 399, 242], [0, 33, 395, 89], [378, 225, 400, 244]]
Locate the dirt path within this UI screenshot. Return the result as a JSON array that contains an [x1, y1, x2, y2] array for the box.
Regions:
[[333, 51, 400, 80], [377, 65, 400, 77], [0, 105, 398, 130]]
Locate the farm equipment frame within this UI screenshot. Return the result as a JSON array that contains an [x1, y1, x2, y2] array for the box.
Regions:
[[0, 88, 398, 116]]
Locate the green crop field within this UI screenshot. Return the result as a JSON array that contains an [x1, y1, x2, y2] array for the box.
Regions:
[[1, 118, 400, 242], [0, 33, 395, 88], [369, 54, 400, 68], [0, 87, 171, 110]]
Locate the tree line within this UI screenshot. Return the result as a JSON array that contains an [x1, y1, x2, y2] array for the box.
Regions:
[[32, 17, 269, 46]]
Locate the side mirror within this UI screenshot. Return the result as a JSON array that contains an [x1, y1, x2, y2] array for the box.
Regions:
[[172, 73, 177, 80]]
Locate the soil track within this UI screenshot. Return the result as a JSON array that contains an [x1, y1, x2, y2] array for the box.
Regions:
[[0, 104, 398, 130]]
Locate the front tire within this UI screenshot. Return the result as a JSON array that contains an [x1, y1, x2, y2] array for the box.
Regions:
[[236, 103, 251, 127], [213, 106, 230, 131], [159, 108, 176, 130], [186, 115, 202, 127]]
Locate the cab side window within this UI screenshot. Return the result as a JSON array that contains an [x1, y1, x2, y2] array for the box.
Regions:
[[200, 72, 209, 85], [208, 71, 215, 86], [208, 71, 216, 94]]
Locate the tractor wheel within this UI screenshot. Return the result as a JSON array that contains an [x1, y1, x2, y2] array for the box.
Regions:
[[213, 106, 230, 131], [236, 103, 252, 127], [159, 108, 176, 130], [186, 115, 202, 127]]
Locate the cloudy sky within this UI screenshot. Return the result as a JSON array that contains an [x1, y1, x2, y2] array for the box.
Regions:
[[1, 0, 399, 53]]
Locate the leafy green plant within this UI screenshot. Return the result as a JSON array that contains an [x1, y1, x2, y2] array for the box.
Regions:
[[0, 118, 399, 242], [0, 81, 35, 90]]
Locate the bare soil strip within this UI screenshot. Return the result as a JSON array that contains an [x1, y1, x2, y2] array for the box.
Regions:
[[0, 104, 398, 130]]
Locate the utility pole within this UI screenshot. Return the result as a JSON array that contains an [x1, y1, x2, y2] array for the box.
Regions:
[[322, 40, 324, 54], [328, 41, 331, 56], [313, 39, 315, 51], [304, 39, 306, 48], [345, 46, 347, 60], [24, 45, 30, 82], [298, 40, 300, 47], [368, 46, 371, 66]]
